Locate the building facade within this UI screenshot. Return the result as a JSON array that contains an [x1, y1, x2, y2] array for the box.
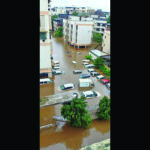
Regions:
[[40, 0, 52, 77], [93, 19, 107, 36], [102, 24, 110, 54], [63, 16, 93, 48]]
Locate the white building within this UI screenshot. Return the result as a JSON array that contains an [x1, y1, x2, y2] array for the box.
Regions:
[[102, 24, 110, 54], [40, 0, 52, 77], [93, 19, 107, 36], [63, 16, 93, 48]]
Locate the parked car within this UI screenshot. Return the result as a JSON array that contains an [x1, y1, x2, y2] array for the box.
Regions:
[[82, 59, 90, 62], [96, 75, 105, 80], [72, 61, 77, 64], [106, 83, 110, 89], [52, 70, 63, 75], [53, 61, 59, 64], [90, 71, 100, 77], [84, 64, 95, 68], [52, 66, 60, 70], [40, 78, 52, 85], [40, 72, 48, 78], [73, 70, 82, 74], [87, 68, 95, 73], [80, 74, 90, 79], [101, 79, 110, 85], [53, 64, 60, 67], [60, 83, 75, 90], [79, 79, 94, 87], [83, 62, 89, 66], [81, 91, 100, 98]]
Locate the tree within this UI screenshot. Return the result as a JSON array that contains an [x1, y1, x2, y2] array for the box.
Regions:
[[54, 26, 63, 37], [72, 11, 78, 16], [93, 32, 103, 44], [107, 16, 110, 23], [85, 55, 93, 61], [94, 57, 105, 69], [96, 96, 110, 120], [61, 96, 92, 129], [51, 15, 58, 31]]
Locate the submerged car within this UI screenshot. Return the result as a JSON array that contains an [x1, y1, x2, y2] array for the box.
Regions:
[[106, 83, 110, 89], [84, 64, 95, 68], [83, 62, 89, 66], [52, 70, 63, 75], [52, 66, 60, 70], [53, 61, 59, 64], [96, 75, 105, 80], [81, 91, 99, 98], [101, 79, 110, 85], [40, 78, 52, 85], [73, 70, 82, 74], [87, 68, 95, 73], [82, 59, 90, 62], [90, 71, 100, 77], [60, 83, 75, 90], [80, 74, 90, 79]]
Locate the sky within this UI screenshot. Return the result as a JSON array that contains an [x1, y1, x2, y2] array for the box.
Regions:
[[51, 0, 110, 12]]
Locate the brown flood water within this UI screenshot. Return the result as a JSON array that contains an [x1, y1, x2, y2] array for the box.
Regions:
[[40, 37, 110, 150]]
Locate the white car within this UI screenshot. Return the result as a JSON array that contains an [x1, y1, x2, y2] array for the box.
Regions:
[[53, 66, 60, 69], [87, 68, 96, 73], [83, 62, 89, 65], [60, 83, 75, 90], [82, 59, 90, 62], [53, 61, 59, 64], [96, 75, 105, 80], [84, 64, 95, 68], [81, 91, 100, 98], [72, 61, 77, 64]]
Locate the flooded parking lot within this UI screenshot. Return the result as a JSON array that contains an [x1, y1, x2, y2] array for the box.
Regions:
[[40, 37, 110, 149]]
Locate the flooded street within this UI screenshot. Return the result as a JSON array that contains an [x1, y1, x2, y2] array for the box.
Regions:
[[40, 37, 110, 150]]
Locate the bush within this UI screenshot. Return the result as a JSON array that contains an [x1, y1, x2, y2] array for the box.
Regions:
[[85, 55, 93, 61], [61, 96, 92, 129], [96, 96, 110, 120], [93, 32, 103, 43], [94, 57, 105, 69]]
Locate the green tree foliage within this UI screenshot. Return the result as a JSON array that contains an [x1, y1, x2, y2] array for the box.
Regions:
[[94, 57, 105, 69], [54, 26, 63, 37], [100, 65, 110, 77], [85, 55, 93, 61], [107, 16, 110, 23], [93, 33, 103, 44], [96, 96, 110, 120], [72, 11, 78, 16], [61, 96, 92, 129]]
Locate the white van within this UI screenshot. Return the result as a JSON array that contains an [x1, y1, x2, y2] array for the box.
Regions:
[[40, 78, 52, 85], [79, 79, 94, 87]]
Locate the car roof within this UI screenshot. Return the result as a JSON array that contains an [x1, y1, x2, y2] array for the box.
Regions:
[[64, 83, 74, 88], [81, 74, 90, 76], [40, 78, 51, 82], [83, 91, 94, 95], [102, 79, 110, 81], [97, 75, 104, 77]]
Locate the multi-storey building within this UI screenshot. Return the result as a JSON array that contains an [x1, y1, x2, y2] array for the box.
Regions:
[[40, 0, 52, 77], [102, 23, 110, 54], [53, 18, 63, 32], [63, 16, 93, 48], [93, 18, 107, 36]]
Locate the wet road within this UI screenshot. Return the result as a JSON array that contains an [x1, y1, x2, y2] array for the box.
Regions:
[[40, 37, 110, 150]]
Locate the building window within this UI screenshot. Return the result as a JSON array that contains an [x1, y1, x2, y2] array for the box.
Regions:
[[40, 32, 47, 40], [97, 23, 100, 26]]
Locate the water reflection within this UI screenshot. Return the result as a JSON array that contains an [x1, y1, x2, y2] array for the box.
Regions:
[[40, 119, 110, 150]]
